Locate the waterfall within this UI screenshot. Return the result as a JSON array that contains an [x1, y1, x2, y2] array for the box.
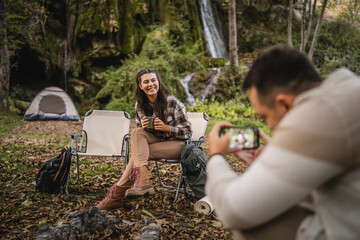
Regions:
[[201, 68, 221, 102], [180, 73, 196, 106], [199, 0, 227, 58], [180, 0, 226, 104]]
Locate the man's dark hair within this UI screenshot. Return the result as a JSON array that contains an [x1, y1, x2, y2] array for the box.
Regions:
[[243, 46, 322, 106]]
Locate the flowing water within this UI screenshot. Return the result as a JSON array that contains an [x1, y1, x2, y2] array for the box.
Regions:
[[181, 0, 227, 104], [180, 73, 196, 106], [199, 0, 227, 58]]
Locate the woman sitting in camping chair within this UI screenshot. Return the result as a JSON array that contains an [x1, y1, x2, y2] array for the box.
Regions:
[[96, 68, 192, 211]]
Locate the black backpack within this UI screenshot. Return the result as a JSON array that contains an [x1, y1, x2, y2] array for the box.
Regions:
[[180, 144, 208, 200], [35, 147, 72, 194]]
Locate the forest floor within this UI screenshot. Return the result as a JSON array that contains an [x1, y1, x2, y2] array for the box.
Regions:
[[0, 113, 248, 239]]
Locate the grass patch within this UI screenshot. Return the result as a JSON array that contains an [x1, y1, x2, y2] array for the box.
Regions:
[[82, 164, 119, 177], [0, 110, 23, 136], [4, 145, 42, 151], [79, 159, 92, 166]]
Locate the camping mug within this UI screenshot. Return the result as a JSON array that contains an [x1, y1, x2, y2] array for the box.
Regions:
[[147, 116, 155, 130]]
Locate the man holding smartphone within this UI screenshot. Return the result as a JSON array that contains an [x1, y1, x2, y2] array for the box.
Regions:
[[206, 46, 360, 240]]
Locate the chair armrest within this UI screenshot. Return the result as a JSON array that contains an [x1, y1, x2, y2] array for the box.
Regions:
[[70, 133, 84, 153], [186, 139, 205, 145], [70, 134, 82, 139]]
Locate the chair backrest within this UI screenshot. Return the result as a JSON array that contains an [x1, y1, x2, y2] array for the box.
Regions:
[[82, 110, 130, 155], [187, 112, 209, 140]]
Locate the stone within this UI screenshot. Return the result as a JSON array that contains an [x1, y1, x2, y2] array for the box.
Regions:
[[133, 217, 161, 240], [35, 207, 134, 240]]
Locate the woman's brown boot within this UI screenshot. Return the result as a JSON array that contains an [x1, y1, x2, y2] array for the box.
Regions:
[[125, 166, 155, 198], [96, 184, 128, 211]]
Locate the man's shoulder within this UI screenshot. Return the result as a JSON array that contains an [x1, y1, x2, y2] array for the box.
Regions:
[[288, 68, 360, 131], [295, 68, 359, 105], [325, 68, 359, 85]]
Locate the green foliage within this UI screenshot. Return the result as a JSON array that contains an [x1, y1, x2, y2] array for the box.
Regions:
[[336, 0, 360, 25], [188, 96, 271, 136], [75, 0, 120, 41], [97, 25, 203, 116], [315, 20, 360, 75], [6, 0, 42, 61], [200, 56, 228, 68], [243, 26, 287, 54]]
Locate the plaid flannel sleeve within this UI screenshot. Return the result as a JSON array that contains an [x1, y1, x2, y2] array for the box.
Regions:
[[168, 98, 192, 140], [135, 103, 142, 128]]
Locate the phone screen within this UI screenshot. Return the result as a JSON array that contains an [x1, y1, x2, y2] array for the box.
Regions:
[[220, 127, 259, 150]]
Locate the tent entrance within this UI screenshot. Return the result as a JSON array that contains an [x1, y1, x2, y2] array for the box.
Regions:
[[39, 95, 66, 114]]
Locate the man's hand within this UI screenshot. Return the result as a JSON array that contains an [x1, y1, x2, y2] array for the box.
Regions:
[[259, 128, 271, 144], [154, 117, 170, 132], [234, 128, 271, 166], [208, 122, 232, 156], [234, 149, 258, 166]]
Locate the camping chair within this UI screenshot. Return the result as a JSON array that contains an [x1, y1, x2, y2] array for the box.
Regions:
[[152, 112, 209, 203], [66, 110, 131, 195]]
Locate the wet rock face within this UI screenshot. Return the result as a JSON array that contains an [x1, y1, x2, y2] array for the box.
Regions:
[[188, 68, 224, 102], [35, 208, 161, 240]]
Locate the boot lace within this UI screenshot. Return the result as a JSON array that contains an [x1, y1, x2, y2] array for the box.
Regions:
[[100, 184, 117, 204], [129, 167, 140, 185]]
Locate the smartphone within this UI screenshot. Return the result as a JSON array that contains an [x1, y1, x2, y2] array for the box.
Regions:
[[219, 127, 259, 150]]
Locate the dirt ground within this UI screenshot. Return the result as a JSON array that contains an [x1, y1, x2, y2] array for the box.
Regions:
[[0, 119, 247, 239]]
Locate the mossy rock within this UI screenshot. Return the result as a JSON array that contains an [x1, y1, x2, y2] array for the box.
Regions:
[[200, 56, 227, 68], [14, 100, 30, 112]]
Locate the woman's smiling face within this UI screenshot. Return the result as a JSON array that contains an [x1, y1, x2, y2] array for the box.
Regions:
[[139, 72, 159, 97]]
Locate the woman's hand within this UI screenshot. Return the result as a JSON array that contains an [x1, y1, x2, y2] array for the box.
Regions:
[[154, 117, 170, 132], [141, 116, 149, 129]]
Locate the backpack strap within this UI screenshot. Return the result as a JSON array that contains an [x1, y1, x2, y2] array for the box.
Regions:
[[181, 144, 196, 163], [53, 149, 66, 182]]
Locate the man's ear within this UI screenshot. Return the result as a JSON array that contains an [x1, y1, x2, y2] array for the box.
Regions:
[[275, 93, 295, 113]]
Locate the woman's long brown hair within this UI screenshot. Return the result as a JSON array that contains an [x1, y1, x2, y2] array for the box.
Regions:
[[135, 68, 169, 122]]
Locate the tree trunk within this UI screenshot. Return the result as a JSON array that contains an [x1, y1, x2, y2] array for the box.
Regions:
[[0, 0, 10, 110], [66, 0, 77, 58], [228, 0, 238, 73], [304, 0, 317, 49], [288, 0, 294, 47], [308, 0, 328, 60], [300, 0, 308, 52]]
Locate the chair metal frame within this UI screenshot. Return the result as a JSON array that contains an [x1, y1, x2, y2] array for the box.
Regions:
[[65, 110, 131, 195], [152, 112, 209, 203]]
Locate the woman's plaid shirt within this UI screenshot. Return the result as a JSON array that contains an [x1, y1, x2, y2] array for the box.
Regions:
[[135, 95, 192, 140]]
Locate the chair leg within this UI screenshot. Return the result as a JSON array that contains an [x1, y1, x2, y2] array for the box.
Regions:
[[122, 138, 129, 172], [155, 161, 175, 189], [76, 155, 81, 181], [123, 157, 126, 172], [173, 171, 185, 204], [65, 171, 70, 196]]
